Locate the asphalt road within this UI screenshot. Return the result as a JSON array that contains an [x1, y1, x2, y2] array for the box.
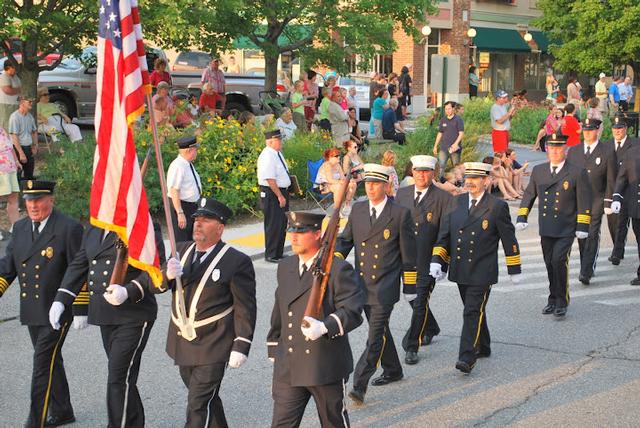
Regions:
[[2, 145, 640, 427]]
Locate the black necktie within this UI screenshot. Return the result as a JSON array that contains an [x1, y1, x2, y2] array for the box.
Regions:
[[414, 191, 422, 207], [469, 199, 477, 213], [192, 251, 205, 271], [32, 221, 41, 242], [370, 207, 377, 224], [189, 163, 202, 197], [551, 166, 558, 177], [616, 141, 621, 152], [300, 264, 308, 278], [586, 146, 591, 156]]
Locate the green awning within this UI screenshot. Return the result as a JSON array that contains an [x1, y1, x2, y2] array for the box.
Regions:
[[233, 25, 312, 50], [473, 27, 531, 53], [530, 31, 555, 53]]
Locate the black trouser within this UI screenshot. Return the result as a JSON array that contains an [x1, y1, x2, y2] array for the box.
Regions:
[[16, 144, 35, 180], [101, 321, 153, 428], [382, 130, 405, 145], [632, 218, 640, 277], [260, 186, 289, 259], [170, 200, 197, 243], [541, 235, 574, 308], [271, 378, 349, 428], [457, 284, 491, 365], [578, 211, 603, 278], [402, 276, 440, 353], [352, 304, 402, 393], [26, 322, 73, 428], [469, 85, 478, 98], [610, 207, 630, 260], [179, 363, 228, 428], [620, 100, 629, 111]]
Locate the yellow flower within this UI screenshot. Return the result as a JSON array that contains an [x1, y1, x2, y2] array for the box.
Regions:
[[235, 185, 240, 190], [208, 178, 213, 182], [252, 186, 258, 193]]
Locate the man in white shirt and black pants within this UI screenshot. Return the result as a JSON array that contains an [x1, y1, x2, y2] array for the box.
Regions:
[[167, 135, 202, 242], [257, 130, 291, 263]]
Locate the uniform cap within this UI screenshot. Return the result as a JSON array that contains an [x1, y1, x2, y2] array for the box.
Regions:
[[176, 135, 200, 149], [264, 129, 282, 140], [21, 179, 56, 199], [582, 118, 602, 131], [362, 163, 390, 183], [286, 211, 325, 233], [463, 162, 491, 177], [411, 155, 437, 171], [612, 113, 628, 129], [192, 198, 232, 224], [546, 133, 569, 146]]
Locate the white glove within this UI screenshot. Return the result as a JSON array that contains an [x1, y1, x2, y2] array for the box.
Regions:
[[228, 351, 247, 368], [49, 301, 65, 330], [510, 274, 522, 284], [72, 316, 88, 330], [104, 284, 128, 306], [515, 222, 528, 231], [166, 257, 183, 280], [576, 231, 589, 239], [403, 293, 417, 303], [429, 263, 445, 281], [269, 357, 275, 363], [604, 207, 613, 215], [301, 316, 328, 341], [611, 201, 621, 214]]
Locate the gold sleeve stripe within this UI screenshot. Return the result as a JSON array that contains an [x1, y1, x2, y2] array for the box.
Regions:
[[577, 214, 591, 224], [334, 252, 344, 259], [517, 207, 529, 216], [505, 255, 521, 266], [403, 271, 417, 285], [0, 277, 9, 293], [432, 247, 451, 263]]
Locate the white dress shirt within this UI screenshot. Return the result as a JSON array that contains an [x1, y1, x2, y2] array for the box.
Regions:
[[299, 250, 320, 276], [369, 196, 388, 218], [468, 192, 485, 210], [166, 154, 202, 203], [414, 185, 429, 205], [550, 160, 566, 174], [257, 146, 291, 188], [584, 141, 599, 154], [32, 215, 50, 233]]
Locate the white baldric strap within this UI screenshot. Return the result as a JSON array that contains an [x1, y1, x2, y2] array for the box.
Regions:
[[172, 243, 232, 341]]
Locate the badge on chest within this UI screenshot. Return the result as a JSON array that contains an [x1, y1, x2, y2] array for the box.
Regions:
[[212, 269, 221, 282]]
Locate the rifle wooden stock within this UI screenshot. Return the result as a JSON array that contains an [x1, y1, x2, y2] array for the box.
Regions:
[[302, 177, 352, 326], [109, 147, 153, 286]]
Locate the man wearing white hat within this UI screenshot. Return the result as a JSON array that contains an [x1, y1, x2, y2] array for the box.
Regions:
[[336, 163, 416, 404], [595, 73, 608, 114], [396, 155, 452, 365], [431, 162, 521, 374]]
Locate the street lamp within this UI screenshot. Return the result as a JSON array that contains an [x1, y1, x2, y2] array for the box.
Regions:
[[466, 28, 477, 66], [421, 25, 432, 109], [421, 25, 432, 37], [467, 28, 477, 38], [524, 32, 533, 42]]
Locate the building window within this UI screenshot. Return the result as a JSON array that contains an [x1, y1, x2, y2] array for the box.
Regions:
[[426, 29, 441, 86], [374, 54, 393, 75]]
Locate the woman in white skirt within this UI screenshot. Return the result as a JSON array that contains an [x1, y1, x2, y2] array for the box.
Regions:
[[0, 126, 20, 236], [36, 87, 83, 142]]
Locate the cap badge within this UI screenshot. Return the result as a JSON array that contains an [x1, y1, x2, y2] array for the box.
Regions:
[[426, 212, 433, 223], [563, 181, 570, 190], [383, 229, 390, 240], [27, 180, 33, 189], [482, 219, 488, 230], [291, 212, 297, 222]]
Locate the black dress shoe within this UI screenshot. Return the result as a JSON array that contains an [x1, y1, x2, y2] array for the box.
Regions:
[[609, 255, 621, 265], [455, 360, 473, 374], [421, 328, 440, 346], [579, 275, 590, 285], [554, 307, 567, 317], [265, 257, 282, 263], [45, 414, 75, 427], [476, 348, 491, 358], [371, 373, 403, 386], [405, 351, 419, 365], [631, 278, 640, 286], [542, 304, 556, 315], [348, 389, 365, 405]]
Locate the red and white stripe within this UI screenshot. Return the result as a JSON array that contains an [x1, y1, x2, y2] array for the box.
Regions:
[[91, 0, 161, 286]]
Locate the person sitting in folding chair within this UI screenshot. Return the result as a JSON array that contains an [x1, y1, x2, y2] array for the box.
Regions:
[[317, 147, 358, 216], [306, 158, 333, 213], [36, 87, 82, 143]]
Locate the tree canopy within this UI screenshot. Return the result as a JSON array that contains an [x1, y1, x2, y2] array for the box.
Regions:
[[533, 0, 640, 77]]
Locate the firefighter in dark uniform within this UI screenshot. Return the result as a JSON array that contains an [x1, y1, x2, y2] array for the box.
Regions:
[[396, 155, 451, 365], [566, 118, 617, 284], [611, 144, 640, 285], [517, 134, 592, 317], [431, 162, 521, 374], [49, 223, 165, 428], [335, 163, 417, 405], [0, 180, 83, 428], [155, 198, 257, 428], [267, 211, 364, 427], [609, 113, 639, 265]]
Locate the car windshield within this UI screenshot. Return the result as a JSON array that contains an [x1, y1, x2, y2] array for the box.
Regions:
[[57, 57, 83, 70]]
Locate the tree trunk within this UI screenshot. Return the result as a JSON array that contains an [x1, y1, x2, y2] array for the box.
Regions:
[[21, 37, 40, 116], [264, 51, 279, 93]]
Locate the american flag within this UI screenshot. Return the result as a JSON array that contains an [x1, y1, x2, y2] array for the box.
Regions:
[[90, 0, 161, 286]]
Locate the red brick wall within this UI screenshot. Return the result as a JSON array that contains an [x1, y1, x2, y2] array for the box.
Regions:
[[439, 0, 471, 94]]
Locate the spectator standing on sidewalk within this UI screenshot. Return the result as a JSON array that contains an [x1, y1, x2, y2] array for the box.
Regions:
[[618, 76, 633, 112], [0, 62, 21, 130], [167, 135, 202, 242], [566, 77, 582, 107], [490, 90, 515, 153], [201, 58, 226, 110], [595, 73, 608, 115], [561, 103, 582, 147], [290, 80, 307, 132], [468, 66, 479, 98], [433, 100, 464, 181], [609, 76, 622, 114], [8, 97, 37, 180], [0, 126, 19, 232]]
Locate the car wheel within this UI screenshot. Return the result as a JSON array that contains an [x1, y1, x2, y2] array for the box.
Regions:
[[49, 93, 77, 118], [225, 101, 247, 113]]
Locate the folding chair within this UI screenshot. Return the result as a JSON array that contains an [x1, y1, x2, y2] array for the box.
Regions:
[[306, 159, 333, 212], [37, 124, 53, 154]]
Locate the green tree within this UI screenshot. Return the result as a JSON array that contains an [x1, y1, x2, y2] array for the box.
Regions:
[[533, 0, 640, 79], [0, 1, 98, 103], [144, 0, 437, 92]]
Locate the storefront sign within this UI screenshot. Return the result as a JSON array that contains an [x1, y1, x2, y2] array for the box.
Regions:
[[479, 52, 490, 67]]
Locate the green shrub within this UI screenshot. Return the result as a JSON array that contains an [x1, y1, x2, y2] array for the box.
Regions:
[[510, 106, 549, 144]]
